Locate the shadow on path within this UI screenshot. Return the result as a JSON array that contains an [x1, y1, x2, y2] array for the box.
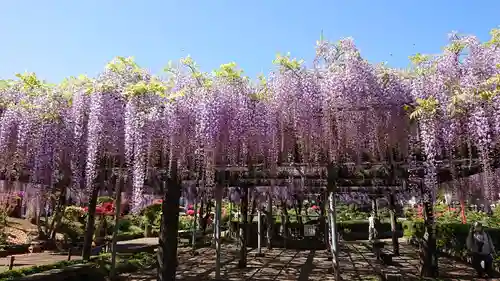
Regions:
[[297, 250, 315, 281]]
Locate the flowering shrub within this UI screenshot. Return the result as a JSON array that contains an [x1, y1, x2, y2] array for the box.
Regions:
[[63, 205, 86, 221], [82, 201, 117, 217]]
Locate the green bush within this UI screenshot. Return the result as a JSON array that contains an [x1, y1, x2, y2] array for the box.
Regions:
[[141, 203, 162, 228], [0, 209, 7, 244], [337, 204, 369, 221], [178, 215, 195, 230], [96, 196, 114, 205], [124, 214, 142, 227], [58, 219, 85, 243], [337, 220, 402, 233], [403, 206, 416, 220], [402, 220, 500, 257], [63, 206, 86, 222], [116, 218, 133, 232], [104, 228, 144, 242]]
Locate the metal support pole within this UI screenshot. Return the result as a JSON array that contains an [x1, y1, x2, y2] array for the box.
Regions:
[[256, 209, 264, 257], [328, 191, 340, 280], [214, 186, 223, 280], [191, 198, 198, 255], [266, 186, 273, 250]]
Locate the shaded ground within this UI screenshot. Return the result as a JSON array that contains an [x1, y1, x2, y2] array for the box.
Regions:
[[123, 241, 486, 281]]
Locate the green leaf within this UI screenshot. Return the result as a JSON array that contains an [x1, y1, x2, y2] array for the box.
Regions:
[[409, 53, 430, 66]]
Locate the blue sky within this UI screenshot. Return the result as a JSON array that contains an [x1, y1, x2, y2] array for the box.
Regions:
[[0, 1, 498, 83]]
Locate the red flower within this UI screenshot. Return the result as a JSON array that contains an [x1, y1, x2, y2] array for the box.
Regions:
[[102, 202, 114, 212], [153, 199, 163, 205], [188, 205, 193, 210], [186, 209, 195, 216]]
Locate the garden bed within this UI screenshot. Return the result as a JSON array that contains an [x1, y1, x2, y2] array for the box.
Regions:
[[0, 252, 156, 281]]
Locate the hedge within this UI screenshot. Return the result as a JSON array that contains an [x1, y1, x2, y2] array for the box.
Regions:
[[402, 220, 500, 269], [229, 219, 403, 243]]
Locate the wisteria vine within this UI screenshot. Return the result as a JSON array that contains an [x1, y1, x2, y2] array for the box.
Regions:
[[0, 29, 498, 212]]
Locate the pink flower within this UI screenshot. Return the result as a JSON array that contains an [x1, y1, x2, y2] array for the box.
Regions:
[[311, 205, 320, 211], [186, 209, 195, 216]]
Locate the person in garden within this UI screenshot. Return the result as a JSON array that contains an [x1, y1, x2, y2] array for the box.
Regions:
[[466, 222, 496, 277], [368, 213, 377, 242]]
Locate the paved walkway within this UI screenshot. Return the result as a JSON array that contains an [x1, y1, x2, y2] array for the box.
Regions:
[[0, 237, 487, 280], [123, 241, 484, 281], [0, 237, 160, 272]]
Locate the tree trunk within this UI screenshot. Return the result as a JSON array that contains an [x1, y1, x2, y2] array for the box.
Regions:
[[419, 189, 438, 277], [110, 175, 123, 279], [49, 186, 68, 241], [82, 183, 100, 260], [157, 164, 181, 281], [389, 193, 399, 256], [238, 184, 249, 268]]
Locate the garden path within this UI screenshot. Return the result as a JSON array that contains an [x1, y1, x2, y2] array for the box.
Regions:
[[122, 240, 486, 281], [0, 236, 160, 272]]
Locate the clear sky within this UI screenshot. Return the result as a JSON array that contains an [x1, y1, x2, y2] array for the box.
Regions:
[[1, 1, 498, 83]]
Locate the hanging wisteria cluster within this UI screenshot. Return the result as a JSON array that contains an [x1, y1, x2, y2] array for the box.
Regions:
[[0, 29, 499, 211]]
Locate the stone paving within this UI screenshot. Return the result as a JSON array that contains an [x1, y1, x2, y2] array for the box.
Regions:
[[123, 241, 486, 281], [0, 237, 490, 280]]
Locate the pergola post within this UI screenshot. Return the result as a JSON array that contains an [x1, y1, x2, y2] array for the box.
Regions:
[[214, 185, 223, 280], [191, 197, 198, 256], [256, 208, 264, 257], [327, 164, 340, 280], [238, 182, 249, 268], [266, 184, 273, 250], [389, 193, 399, 256], [321, 190, 328, 248]]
